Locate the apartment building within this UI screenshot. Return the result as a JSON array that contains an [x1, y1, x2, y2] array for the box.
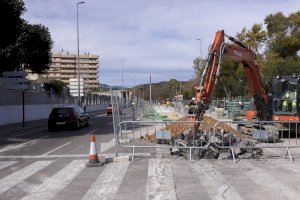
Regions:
[[46, 51, 99, 92]]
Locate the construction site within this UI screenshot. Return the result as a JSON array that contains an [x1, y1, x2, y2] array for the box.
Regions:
[[1, 1, 300, 198], [110, 30, 300, 164]]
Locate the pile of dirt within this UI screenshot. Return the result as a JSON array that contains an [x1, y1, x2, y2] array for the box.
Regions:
[[202, 115, 243, 139], [141, 133, 156, 143], [165, 123, 189, 137], [140, 115, 243, 143]]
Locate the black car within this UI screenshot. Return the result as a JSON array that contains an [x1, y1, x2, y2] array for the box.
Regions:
[[48, 106, 89, 131]]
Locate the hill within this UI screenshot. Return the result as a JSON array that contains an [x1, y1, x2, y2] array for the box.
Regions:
[[130, 78, 198, 101]]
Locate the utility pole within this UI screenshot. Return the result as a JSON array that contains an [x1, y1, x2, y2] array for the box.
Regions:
[[179, 68, 182, 100], [149, 73, 152, 102], [142, 85, 145, 100], [121, 59, 125, 92], [77, 1, 85, 106], [133, 78, 136, 97], [121, 59, 125, 108], [173, 79, 175, 98]]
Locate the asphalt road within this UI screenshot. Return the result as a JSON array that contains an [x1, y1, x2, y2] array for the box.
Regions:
[[0, 112, 114, 156], [1, 113, 300, 199]]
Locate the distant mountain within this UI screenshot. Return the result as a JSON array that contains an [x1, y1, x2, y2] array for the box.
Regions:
[[99, 83, 110, 88], [99, 83, 125, 90]]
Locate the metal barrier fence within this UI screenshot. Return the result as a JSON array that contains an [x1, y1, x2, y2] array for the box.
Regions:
[[110, 90, 300, 163], [212, 120, 300, 162], [117, 120, 211, 162]]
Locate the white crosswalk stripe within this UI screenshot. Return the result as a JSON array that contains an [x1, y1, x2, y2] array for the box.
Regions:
[[146, 158, 177, 200], [83, 161, 130, 200], [0, 136, 48, 153], [21, 160, 85, 200], [0, 160, 54, 195], [0, 161, 18, 170], [237, 160, 300, 200], [0, 158, 299, 199], [191, 160, 243, 200]]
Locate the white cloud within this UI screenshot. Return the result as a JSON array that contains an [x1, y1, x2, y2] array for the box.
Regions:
[[23, 0, 299, 86]]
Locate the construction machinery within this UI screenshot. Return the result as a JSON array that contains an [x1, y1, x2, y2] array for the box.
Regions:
[[193, 30, 300, 122], [194, 30, 271, 121], [272, 75, 300, 121]]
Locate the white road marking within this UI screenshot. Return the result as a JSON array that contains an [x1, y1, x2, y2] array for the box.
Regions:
[[94, 113, 107, 118], [0, 161, 18, 170], [237, 160, 300, 199], [83, 161, 129, 200], [100, 139, 115, 153], [14, 128, 48, 137], [191, 160, 243, 200], [21, 160, 85, 200], [0, 136, 48, 153], [146, 159, 177, 200], [42, 142, 72, 156], [0, 152, 151, 159], [0, 160, 54, 195]]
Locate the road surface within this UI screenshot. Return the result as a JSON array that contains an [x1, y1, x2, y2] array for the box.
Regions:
[[1, 113, 300, 199]]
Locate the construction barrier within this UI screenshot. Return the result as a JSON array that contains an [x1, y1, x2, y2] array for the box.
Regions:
[[212, 120, 300, 162], [110, 89, 300, 163], [116, 120, 211, 162]]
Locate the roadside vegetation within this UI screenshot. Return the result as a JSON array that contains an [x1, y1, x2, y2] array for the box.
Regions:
[[0, 0, 53, 74], [134, 11, 300, 101]]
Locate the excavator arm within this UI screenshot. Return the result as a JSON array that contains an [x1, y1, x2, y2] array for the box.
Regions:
[[195, 30, 272, 121]]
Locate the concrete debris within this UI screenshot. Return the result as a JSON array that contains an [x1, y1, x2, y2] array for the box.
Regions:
[[139, 115, 266, 160], [239, 124, 280, 142], [170, 129, 263, 160]]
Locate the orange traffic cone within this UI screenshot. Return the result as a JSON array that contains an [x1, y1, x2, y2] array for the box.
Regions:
[[86, 133, 102, 167]]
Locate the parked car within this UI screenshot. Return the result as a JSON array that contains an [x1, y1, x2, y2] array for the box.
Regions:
[[48, 106, 89, 131], [106, 104, 112, 115]]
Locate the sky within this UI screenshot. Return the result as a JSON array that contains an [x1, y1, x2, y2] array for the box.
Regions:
[[23, 0, 299, 87]]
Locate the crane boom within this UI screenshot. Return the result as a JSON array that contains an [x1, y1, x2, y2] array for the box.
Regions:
[[195, 30, 272, 121]]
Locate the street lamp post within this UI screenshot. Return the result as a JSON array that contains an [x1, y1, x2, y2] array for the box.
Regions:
[[196, 38, 203, 68], [121, 59, 126, 107], [77, 1, 85, 106]]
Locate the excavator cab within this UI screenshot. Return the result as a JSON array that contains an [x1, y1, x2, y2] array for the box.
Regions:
[[272, 75, 300, 121]]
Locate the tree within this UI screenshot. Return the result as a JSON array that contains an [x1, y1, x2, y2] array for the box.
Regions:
[[235, 11, 300, 86], [236, 24, 267, 54], [214, 56, 247, 98], [0, 0, 53, 73], [192, 57, 206, 80], [18, 23, 53, 73], [44, 80, 67, 97]]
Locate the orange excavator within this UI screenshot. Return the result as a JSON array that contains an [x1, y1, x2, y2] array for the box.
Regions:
[[194, 30, 272, 121]]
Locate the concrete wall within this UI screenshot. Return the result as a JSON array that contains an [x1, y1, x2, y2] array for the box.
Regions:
[[0, 104, 108, 126]]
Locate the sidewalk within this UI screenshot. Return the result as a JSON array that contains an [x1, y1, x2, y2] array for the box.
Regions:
[[0, 110, 105, 139]]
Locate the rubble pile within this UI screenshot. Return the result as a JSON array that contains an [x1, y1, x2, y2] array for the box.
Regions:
[[139, 115, 264, 160], [170, 128, 263, 160]]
